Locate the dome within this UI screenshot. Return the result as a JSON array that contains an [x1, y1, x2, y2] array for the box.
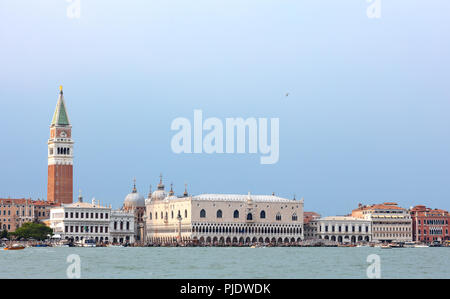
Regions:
[[145, 196, 152, 205], [124, 180, 145, 208], [152, 189, 167, 201], [124, 192, 145, 208], [151, 174, 167, 201]]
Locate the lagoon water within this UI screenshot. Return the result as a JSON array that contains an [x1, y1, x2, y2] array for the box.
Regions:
[[1, 247, 449, 279]]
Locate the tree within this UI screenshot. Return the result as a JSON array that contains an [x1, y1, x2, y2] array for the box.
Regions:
[[0, 229, 8, 239], [11, 222, 53, 241]]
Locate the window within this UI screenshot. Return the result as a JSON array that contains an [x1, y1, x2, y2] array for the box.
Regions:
[[233, 210, 239, 219], [200, 209, 206, 218], [292, 213, 298, 221], [276, 213, 281, 221], [216, 210, 222, 218], [260, 210, 266, 219], [247, 213, 253, 221], [185, 210, 188, 218]]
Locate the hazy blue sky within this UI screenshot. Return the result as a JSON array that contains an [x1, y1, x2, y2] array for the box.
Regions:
[[0, 1, 449, 215]]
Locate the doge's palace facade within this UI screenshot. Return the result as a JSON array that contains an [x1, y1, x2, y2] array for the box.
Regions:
[[145, 180, 304, 245]]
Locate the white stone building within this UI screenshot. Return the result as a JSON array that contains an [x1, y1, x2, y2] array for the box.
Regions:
[[315, 216, 372, 243], [110, 210, 135, 244], [145, 178, 304, 245], [49, 194, 135, 244], [352, 202, 412, 243]]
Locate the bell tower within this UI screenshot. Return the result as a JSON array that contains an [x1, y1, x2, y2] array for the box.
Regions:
[[47, 86, 74, 205]]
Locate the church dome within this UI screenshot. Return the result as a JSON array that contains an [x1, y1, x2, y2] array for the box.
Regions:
[[152, 189, 167, 201], [124, 180, 145, 208], [151, 175, 167, 201]]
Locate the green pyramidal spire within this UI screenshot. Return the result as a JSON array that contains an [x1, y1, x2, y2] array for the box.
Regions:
[[51, 86, 70, 126]]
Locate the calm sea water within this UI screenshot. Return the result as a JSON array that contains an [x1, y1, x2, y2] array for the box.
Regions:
[[0, 247, 449, 279]]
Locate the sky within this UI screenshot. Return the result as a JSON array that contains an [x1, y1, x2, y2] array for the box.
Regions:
[[0, 0, 449, 215]]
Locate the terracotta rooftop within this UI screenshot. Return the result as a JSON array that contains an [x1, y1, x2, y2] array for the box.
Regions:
[[411, 205, 449, 215], [304, 212, 321, 224], [354, 202, 405, 211], [0, 198, 53, 206]]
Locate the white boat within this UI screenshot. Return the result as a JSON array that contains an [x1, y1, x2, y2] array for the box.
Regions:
[[414, 244, 429, 248], [82, 239, 96, 247], [75, 238, 96, 247], [380, 244, 392, 249], [404, 241, 416, 248]]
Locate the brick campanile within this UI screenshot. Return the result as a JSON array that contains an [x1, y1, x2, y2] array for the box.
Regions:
[[47, 86, 74, 205]]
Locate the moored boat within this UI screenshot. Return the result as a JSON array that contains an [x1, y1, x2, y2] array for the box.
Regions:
[[404, 241, 416, 248], [82, 238, 96, 247], [4, 244, 26, 250], [338, 244, 356, 247]]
